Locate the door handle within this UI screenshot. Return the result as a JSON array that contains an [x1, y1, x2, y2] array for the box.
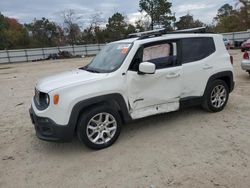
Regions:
[[203, 64, 213, 70], [166, 72, 180, 78]]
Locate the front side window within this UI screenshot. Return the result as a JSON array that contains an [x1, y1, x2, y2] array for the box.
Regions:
[[181, 37, 215, 64], [143, 42, 177, 69], [129, 41, 178, 71], [82, 43, 131, 73]]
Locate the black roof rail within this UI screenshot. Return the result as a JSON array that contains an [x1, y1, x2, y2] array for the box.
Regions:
[[128, 28, 167, 40], [168, 27, 209, 34], [128, 27, 211, 40]]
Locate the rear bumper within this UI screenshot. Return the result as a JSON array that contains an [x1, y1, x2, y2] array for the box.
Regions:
[[241, 47, 250, 51], [29, 107, 75, 142], [241, 60, 250, 71]]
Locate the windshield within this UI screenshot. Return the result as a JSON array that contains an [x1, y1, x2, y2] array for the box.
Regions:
[[82, 43, 132, 73]]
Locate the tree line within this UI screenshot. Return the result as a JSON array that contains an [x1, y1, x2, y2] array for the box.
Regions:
[[213, 0, 250, 32], [0, 0, 250, 50]]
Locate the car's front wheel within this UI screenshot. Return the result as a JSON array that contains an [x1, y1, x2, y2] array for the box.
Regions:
[[202, 80, 229, 112], [77, 105, 122, 150]]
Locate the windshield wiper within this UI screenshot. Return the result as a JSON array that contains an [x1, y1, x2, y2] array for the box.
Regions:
[[86, 69, 100, 73], [80, 67, 100, 73]]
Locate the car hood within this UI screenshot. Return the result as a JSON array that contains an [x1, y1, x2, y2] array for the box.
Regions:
[[36, 69, 108, 93]]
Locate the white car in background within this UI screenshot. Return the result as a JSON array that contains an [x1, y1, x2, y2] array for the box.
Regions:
[[223, 38, 233, 49]]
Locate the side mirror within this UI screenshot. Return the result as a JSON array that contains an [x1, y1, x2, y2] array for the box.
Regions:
[[138, 62, 156, 74]]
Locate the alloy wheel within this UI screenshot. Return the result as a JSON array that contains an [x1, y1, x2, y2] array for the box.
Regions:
[[210, 85, 227, 108], [86, 113, 117, 144]]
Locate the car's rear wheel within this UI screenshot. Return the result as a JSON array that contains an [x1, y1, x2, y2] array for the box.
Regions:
[[77, 105, 122, 149], [202, 80, 229, 112]]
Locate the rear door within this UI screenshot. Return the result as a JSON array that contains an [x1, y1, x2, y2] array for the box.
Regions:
[[180, 37, 216, 98]]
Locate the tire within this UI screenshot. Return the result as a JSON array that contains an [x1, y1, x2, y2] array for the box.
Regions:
[[77, 105, 122, 150], [202, 80, 229, 112]]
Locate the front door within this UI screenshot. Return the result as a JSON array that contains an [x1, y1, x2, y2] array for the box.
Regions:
[[126, 40, 182, 119]]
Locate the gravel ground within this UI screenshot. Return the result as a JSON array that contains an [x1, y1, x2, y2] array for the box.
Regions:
[[0, 50, 250, 188]]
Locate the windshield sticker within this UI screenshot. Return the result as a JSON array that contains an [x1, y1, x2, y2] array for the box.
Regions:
[[121, 47, 129, 54], [117, 44, 130, 54]]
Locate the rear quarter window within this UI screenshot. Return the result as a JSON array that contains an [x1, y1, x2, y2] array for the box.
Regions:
[[181, 37, 215, 64]]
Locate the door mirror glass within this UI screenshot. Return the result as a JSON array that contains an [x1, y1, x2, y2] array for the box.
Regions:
[[139, 62, 156, 74]]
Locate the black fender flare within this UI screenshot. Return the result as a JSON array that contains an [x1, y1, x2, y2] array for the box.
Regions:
[[67, 93, 132, 133], [203, 71, 234, 97]]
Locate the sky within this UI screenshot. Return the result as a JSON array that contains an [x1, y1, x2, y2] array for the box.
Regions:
[[0, 0, 238, 27]]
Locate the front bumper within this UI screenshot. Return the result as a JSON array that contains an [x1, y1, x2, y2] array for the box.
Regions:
[[29, 107, 75, 142]]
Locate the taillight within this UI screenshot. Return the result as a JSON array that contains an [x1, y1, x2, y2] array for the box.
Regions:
[[243, 52, 249, 60], [230, 55, 233, 65]]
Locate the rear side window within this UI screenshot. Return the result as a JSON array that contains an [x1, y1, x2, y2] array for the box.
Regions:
[[181, 37, 215, 64]]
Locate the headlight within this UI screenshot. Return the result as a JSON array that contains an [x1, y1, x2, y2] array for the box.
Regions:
[[34, 89, 50, 110], [39, 92, 50, 106], [44, 94, 50, 105]]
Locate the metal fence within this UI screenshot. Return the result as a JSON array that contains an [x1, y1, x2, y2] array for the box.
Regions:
[[222, 30, 250, 46], [0, 44, 105, 64], [2, 30, 250, 64]]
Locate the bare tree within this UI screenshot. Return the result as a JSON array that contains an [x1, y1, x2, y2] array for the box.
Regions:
[[237, 0, 250, 6], [90, 12, 105, 28], [61, 9, 82, 45], [83, 12, 106, 43]]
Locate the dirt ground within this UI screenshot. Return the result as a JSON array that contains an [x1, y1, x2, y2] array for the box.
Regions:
[[0, 50, 250, 188]]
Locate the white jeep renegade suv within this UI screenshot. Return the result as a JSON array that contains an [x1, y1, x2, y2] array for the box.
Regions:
[[30, 29, 235, 149]]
